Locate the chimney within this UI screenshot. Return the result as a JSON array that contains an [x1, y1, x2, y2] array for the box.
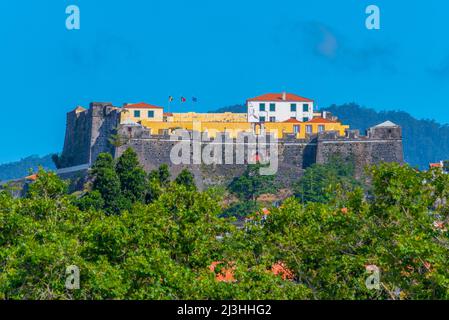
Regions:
[[282, 92, 287, 101]]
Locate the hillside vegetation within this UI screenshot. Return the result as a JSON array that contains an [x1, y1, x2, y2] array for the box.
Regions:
[[0, 154, 56, 181]]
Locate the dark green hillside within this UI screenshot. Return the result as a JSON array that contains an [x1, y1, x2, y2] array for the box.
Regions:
[[0, 154, 56, 181]]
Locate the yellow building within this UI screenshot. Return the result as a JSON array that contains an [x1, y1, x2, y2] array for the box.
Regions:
[[120, 102, 164, 123], [170, 112, 247, 123], [120, 102, 349, 139]]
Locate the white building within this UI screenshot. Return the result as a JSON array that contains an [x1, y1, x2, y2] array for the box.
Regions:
[[247, 92, 314, 123]]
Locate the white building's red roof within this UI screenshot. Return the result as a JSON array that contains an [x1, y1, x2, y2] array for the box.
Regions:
[[247, 93, 313, 102], [124, 102, 164, 109]]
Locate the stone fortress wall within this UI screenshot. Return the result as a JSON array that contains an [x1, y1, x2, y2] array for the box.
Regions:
[[60, 103, 404, 188]]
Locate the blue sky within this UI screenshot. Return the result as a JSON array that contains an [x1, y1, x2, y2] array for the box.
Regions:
[[0, 0, 448, 163]]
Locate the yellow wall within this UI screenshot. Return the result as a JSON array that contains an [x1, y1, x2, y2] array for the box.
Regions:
[[169, 112, 247, 123], [139, 120, 252, 138], [119, 105, 349, 139], [265, 122, 348, 139], [121, 107, 163, 123], [139, 119, 349, 139]]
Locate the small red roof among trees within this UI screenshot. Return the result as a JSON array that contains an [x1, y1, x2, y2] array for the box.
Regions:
[[209, 260, 295, 282], [271, 262, 295, 280], [209, 261, 236, 282]]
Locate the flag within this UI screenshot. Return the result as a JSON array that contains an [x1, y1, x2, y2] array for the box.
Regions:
[[192, 97, 198, 102], [168, 96, 174, 102], [181, 97, 186, 103]]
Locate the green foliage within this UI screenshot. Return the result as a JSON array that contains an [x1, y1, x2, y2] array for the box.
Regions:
[[108, 133, 128, 148], [91, 153, 128, 215], [145, 176, 163, 204], [156, 164, 171, 187], [116, 148, 147, 203], [294, 157, 361, 203], [75, 190, 105, 212], [2, 162, 449, 300], [228, 164, 276, 202], [221, 200, 260, 218], [174, 169, 197, 191], [26, 167, 68, 200]]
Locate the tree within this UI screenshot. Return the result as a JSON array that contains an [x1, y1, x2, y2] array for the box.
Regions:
[[26, 167, 68, 200], [91, 153, 127, 215], [228, 164, 276, 203], [294, 157, 361, 203], [174, 169, 197, 191], [75, 190, 105, 212], [146, 164, 172, 204], [115, 148, 147, 203], [157, 164, 171, 187], [3, 163, 449, 300]]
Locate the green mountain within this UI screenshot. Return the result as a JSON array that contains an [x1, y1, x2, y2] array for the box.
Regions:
[[209, 103, 448, 169], [0, 154, 56, 181], [209, 104, 246, 113]]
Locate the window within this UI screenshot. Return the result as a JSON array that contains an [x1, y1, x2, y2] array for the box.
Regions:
[[290, 104, 297, 112], [259, 103, 266, 111], [306, 125, 312, 134], [259, 116, 266, 122], [269, 116, 276, 122], [269, 103, 276, 112], [303, 104, 309, 112], [303, 117, 309, 122], [318, 125, 325, 132], [293, 125, 300, 133], [134, 110, 141, 118], [148, 110, 155, 118]]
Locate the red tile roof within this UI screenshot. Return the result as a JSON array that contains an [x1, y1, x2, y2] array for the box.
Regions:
[[430, 163, 443, 168], [164, 112, 173, 116], [25, 174, 38, 181], [247, 93, 313, 102], [271, 262, 294, 281], [124, 102, 164, 109], [209, 260, 295, 282], [209, 261, 236, 283], [306, 117, 337, 124], [283, 118, 302, 123]]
